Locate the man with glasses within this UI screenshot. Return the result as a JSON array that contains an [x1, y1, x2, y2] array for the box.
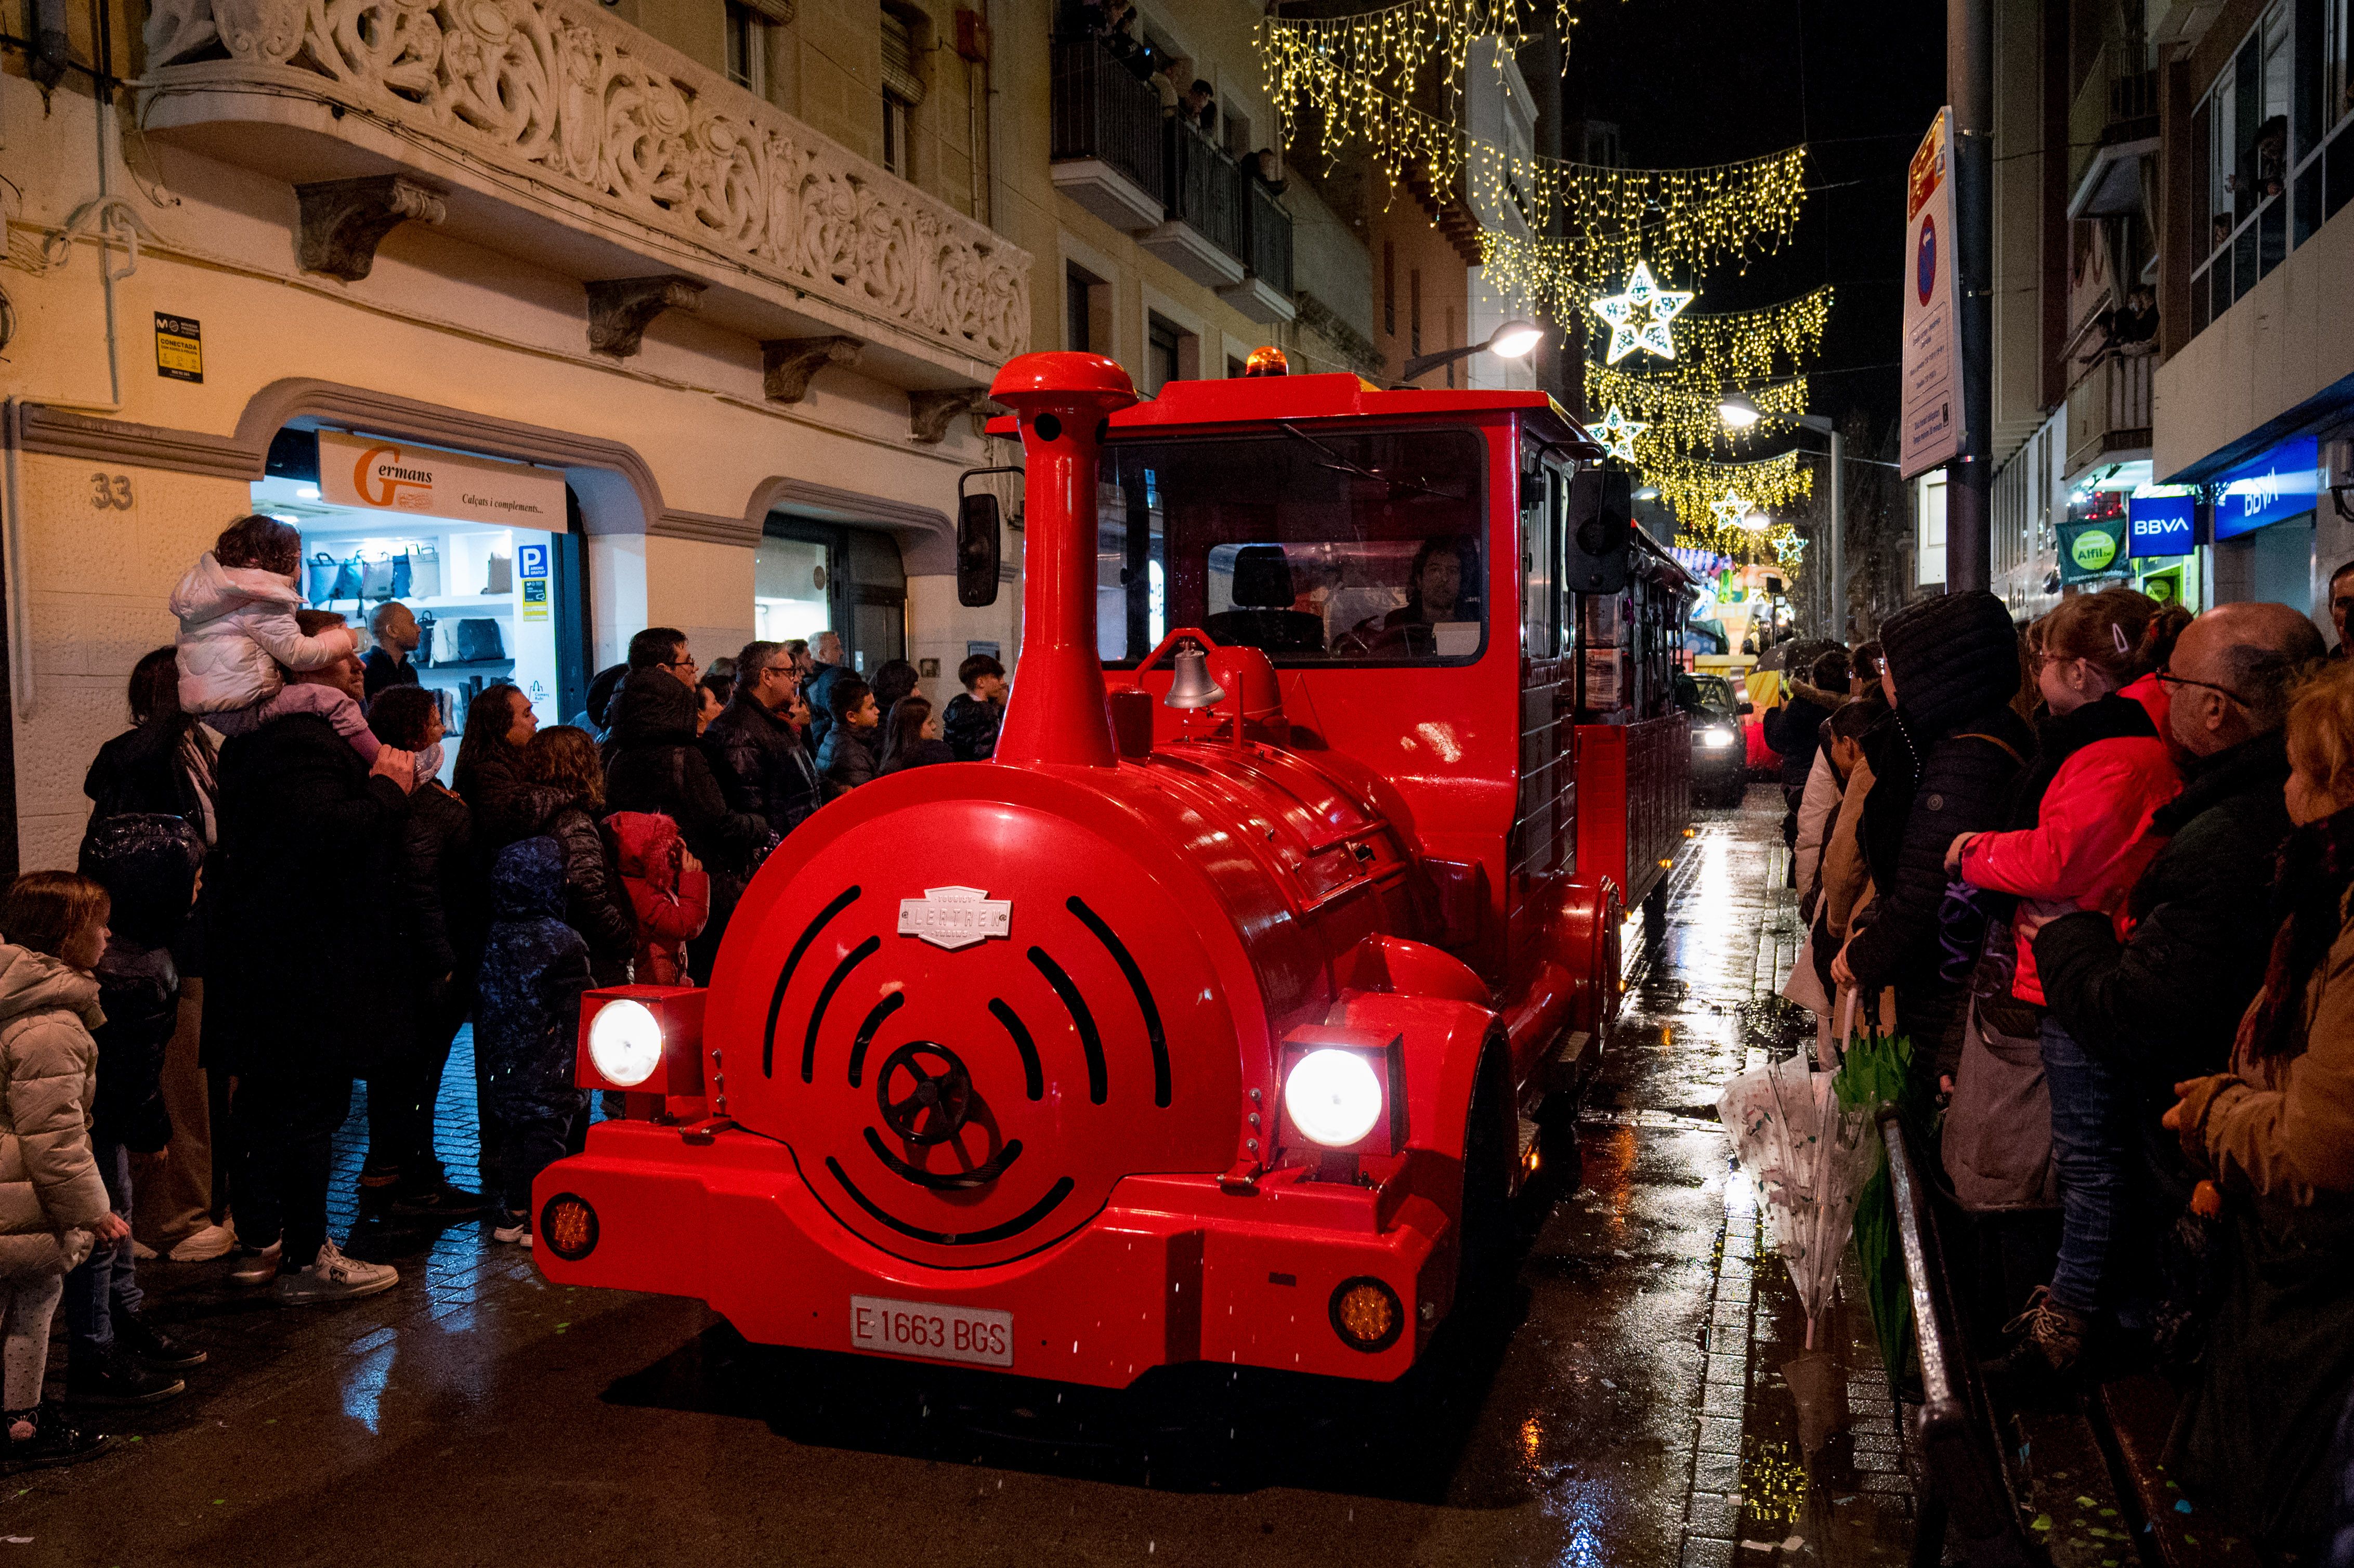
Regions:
[[702, 639, 821, 841], [2037, 600, 2327, 1179]]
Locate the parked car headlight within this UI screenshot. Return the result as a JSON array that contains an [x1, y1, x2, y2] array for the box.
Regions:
[[587, 999, 664, 1088], [1698, 727, 1738, 749], [1284, 1048, 1385, 1148]]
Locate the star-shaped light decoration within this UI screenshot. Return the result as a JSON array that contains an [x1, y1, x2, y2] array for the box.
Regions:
[[1592, 406, 1649, 463], [1589, 262, 1696, 364], [1708, 489, 1753, 533]]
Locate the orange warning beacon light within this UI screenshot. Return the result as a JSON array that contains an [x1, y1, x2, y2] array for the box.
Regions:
[[1243, 344, 1289, 377]]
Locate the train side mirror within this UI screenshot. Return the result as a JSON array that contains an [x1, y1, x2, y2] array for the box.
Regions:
[[957, 492, 1001, 607], [1563, 466, 1631, 595]]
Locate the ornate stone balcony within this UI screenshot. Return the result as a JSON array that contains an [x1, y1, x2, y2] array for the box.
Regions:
[[140, 0, 1031, 391]]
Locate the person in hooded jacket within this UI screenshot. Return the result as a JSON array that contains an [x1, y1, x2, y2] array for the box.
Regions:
[[0, 873, 128, 1468], [522, 727, 637, 987], [168, 515, 358, 730], [701, 642, 821, 840], [1945, 589, 2188, 1373], [473, 840, 595, 1248], [60, 819, 207, 1409], [2156, 659, 2354, 1557], [604, 664, 770, 981], [1833, 590, 2033, 1079], [355, 687, 484, 1220], [944, 654, 1007, 763], [607, 812, 710, 987], [818, 676, 881, 797]]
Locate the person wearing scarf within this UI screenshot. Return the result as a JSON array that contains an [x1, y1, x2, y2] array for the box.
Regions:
[[2160, 659, 2354, 1557]]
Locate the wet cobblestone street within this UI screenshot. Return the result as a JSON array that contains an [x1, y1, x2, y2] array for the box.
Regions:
[[0, 788, 1922, 1567]]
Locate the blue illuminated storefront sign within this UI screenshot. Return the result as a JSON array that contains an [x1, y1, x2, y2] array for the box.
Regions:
[[2212, 436, 2320, 541], [2126, 493, 2194, 557]]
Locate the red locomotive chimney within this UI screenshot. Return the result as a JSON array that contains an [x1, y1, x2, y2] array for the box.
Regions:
[[986, 351, 1140, 769]]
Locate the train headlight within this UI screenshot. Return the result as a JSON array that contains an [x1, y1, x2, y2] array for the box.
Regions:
[[1284, 1048, 1385, 1148], [587, 1000, 664, 1088], [1698, 727, 1738, 749]]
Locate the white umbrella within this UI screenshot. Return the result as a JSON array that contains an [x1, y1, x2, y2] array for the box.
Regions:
[[1715, 1053, 1879, 1347]]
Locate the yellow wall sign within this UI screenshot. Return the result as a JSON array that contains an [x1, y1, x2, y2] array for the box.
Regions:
[[154, 314, 202, 383]]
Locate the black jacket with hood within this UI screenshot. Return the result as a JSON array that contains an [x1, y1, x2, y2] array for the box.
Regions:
[[603, 668, 770, 878], [701, 695, 821, 839], [1843, 590, 2031, 1061], [943, 692, 1002, 763], [522, 788, 637, 988], [77, 814, 203, 1152]]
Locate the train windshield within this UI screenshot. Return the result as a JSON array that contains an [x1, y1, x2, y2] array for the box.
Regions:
[[1094, 426, 1487, 665]]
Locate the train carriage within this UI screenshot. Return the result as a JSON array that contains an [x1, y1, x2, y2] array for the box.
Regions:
[[532, 351, 1692, 1387]]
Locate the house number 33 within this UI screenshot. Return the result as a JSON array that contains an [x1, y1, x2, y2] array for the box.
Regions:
[[89, 474, 134, 511]]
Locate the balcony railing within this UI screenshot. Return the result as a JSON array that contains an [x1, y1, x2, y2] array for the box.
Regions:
[[1166, 123, 1245, 262], [2069, 35, 2159, 191], [1050, 37, 1166, 207], [2065, 349, 2153, 473], [1243, 180, 1293, 295], [139, 0, 1031, 369]]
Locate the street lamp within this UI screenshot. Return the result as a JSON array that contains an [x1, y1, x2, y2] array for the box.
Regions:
[[1719, 393, 1846, 639], [1401, 319, 1545, 383]]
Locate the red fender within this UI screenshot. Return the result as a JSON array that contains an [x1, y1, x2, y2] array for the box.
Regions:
[[1558, 877, 1625, 1037]]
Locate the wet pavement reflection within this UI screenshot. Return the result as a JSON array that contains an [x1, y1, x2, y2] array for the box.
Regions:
[[4, 788, 1920, 1567]]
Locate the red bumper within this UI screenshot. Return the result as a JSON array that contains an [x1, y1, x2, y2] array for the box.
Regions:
[[532, 1121, 1454, 1387]]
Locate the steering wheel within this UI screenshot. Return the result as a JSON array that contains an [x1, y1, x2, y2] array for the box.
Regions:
[[874, 1041, 974, 1146]]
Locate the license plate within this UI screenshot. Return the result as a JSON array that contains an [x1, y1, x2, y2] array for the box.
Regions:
[[849, 1295, 1014, 1367]]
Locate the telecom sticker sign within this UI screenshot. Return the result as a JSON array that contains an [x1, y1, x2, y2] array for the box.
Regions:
[[1900, 109, 1963, 479], [154, 315, 203, 383], [2126, 493, 2195, 557], [2212, 436, 2320, 541]]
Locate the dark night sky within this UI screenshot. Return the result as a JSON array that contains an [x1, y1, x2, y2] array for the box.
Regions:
[[1562, 0, 1948, 450]]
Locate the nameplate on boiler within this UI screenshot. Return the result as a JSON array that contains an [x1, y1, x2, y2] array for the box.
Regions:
[[896, 886, 1012, 950]]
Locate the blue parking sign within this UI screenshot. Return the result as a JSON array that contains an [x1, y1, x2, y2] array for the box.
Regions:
[[518, 543, 549, 580]]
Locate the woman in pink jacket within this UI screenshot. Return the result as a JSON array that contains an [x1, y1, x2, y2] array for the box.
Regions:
[[1946, 587, 2189, 1374]]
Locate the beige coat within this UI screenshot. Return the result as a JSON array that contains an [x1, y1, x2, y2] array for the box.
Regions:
[[1822, 753, 1878, 941], [0, 948, 109, 1278], [2179, 896, 2354, 1201]]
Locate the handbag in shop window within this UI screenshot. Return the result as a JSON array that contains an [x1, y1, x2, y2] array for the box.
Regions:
[[360, 556, 397, 600], [483, 554, 513, 595], [453, 618, 506, 663], [389, 552, 412, 600], [305, 552, 341, 604], [406, 543, 442, 598], [327, 554, 363, 605], [414, 613, 436, 669]]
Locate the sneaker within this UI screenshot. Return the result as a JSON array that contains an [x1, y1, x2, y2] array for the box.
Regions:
[[272, 1239, 398, 1304], [164, 1224, 237, 1263], [490, 1211, 532, 1248], [66, 1348, 184, 1407], [389, 1179, 485, 1220], [2000, 1284, 2090, 1375], [116, 1314, 206, 1370], [227, 1241, 282, 1286], [3, 1406, 109, 1471], [129, 1238, 158, 1261], [355, 1166, 403, 1212]]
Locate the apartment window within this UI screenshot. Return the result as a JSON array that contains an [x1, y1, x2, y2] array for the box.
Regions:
[[2190, 0, 2354, 342], [1409, 269, 1422, 356], [724, 0, 765, 95], [1227, 355, 1245, 378], [881, 5, 925, 179], [1066, 264, 1100, 352], [1148, 313, 1184, 392], [1383, 242, 1395, 335]]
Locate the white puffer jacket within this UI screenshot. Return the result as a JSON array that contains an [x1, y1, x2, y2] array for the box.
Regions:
[[0, 947, 110, 1281], [169, 553, 357, 715]]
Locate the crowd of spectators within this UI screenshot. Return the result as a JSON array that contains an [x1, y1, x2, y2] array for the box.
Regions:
[[0, 514, 1012, 1466], [1778, 582, 2354, 1558]]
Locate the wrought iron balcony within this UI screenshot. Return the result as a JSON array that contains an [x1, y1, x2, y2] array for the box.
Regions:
[[139, 0, 1031, 384], [1219, 179, 1296, 324], [1142, 122, 1245, 288], [2065, 348, 2154, 473], [1050, 37, 1167, 232]]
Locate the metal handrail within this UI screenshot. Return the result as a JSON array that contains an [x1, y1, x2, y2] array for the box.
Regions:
[[1049, 37, 1166, 205]]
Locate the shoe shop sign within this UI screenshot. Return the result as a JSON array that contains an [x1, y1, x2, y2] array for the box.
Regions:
[[319, 430, 567, 528]]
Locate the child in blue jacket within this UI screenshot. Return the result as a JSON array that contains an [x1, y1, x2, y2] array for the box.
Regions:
[[475, 839, 593, 1247]]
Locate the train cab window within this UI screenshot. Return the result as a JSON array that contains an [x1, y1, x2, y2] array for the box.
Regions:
[[1098, 427, 1487, 665]]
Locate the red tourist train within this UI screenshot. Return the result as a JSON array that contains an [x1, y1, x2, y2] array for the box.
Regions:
[[532, 351, 1694, 1386]]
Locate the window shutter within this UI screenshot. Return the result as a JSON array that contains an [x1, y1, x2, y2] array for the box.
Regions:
[[881, 8, 925, 104]]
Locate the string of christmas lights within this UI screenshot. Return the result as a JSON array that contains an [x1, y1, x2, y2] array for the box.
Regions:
[[1641, 448, 1815, 548], [1585, 363, 1815, 454], [1260, 38, 1811, 273], [1258, 0, 1572, 117]]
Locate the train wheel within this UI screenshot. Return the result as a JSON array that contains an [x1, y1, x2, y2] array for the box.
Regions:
[[1457, 1046, 1516, 1297]]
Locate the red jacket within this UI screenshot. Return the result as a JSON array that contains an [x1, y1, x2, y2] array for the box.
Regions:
[[604, 811, 711, 986], [1956, 717, 2180, 1004]]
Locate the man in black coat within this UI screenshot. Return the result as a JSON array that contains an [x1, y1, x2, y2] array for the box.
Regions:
[[605, 661, 771, 978], [1834, 590, 2031, 1077], [702, 640, 821, 839], [2036, 601, 2325, 1104], [212, 613, 413, 1303]]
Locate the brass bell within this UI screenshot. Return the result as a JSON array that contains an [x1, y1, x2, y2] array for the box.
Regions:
[[1162, 638, 1226, 710]]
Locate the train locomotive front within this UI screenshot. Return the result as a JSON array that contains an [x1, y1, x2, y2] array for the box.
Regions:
[[532, 351, 1640, 1386]]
